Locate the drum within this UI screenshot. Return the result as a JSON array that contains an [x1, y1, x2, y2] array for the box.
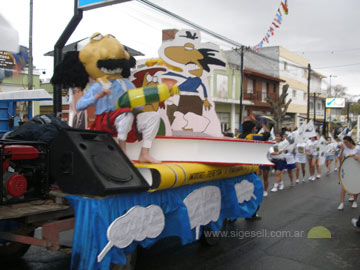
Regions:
[[339, 156, 360, 194]]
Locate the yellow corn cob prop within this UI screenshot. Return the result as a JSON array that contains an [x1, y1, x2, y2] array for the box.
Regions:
[[116, 83, 180, 109]]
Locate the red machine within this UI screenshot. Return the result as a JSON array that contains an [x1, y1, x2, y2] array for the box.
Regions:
[[0, 141, 49, 205]]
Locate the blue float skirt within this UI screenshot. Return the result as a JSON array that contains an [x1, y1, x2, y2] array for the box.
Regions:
[[66, 172, 263, 270]]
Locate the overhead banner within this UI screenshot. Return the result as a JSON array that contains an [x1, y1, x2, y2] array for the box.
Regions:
[[326, 98, 345, 108], [78, 0, 131, 10]]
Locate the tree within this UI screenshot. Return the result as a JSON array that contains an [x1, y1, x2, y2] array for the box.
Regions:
[[266, 84, 292, 134], [349, 103, 360, 115], [327, 84, 347, 98]]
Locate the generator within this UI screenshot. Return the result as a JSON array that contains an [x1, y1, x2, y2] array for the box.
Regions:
[[0, 140, 49, 205]]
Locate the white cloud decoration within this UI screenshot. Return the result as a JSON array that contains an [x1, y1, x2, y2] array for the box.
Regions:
[[234, 180, 257, 204], [97, 205, 165, 263], [183, 186, 221, 240]]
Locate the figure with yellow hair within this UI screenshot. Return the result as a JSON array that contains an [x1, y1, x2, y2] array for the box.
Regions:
[[51, 33, 161, 163]]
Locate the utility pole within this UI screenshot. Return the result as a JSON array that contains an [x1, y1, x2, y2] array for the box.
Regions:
[[306, 64, 311, 122], [313, 92, 316, 127], [53, 0, 83, 115], [323, 99, 327, 136], [238, 45, 245, 130], [28, 0, 33, 90]]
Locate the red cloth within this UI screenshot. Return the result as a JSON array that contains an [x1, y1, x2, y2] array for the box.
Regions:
[[91, 109, 139, 143]]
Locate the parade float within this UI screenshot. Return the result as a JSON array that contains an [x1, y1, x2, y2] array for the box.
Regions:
[[0, 2, 273, 270], [50, 29, 272, 270]]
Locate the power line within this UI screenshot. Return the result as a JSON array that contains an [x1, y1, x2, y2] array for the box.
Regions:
[[296, 48, 360, 54], [315, 62, 360, 69], [246, 49, 308, 70], [136, 0, 245, 48], [136, 0, 358, 77]]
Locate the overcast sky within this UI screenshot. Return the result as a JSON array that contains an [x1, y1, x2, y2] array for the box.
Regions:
[[2, 0, 360, 94]]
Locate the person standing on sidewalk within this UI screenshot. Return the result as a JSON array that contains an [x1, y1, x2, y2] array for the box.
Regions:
[[270, 133, 287, 192]]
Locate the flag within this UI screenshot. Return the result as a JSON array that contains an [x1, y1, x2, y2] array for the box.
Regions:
[[278, 8, 282, 16], [272, 22, 279, 28], [303, 120, 317, 140], [338, 128, 347, 140], [269, 27, 275, 36], [276, 13, 283, 23], [317, 136, 328, 166], [276, 132, 296, 151], [274, 17, 282, 25], [281, 1, 288, 15]]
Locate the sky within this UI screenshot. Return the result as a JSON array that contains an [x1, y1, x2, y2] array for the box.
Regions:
[[2, 0, 360, 95]]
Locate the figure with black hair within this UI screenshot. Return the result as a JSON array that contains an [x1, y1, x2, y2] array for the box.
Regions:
[[51, 33, 161, 163], [159, 29, 226, 134], [338, 135, 360, 210]]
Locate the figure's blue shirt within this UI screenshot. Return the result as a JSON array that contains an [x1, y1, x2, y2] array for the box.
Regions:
[[165, 72, 208, 97], [76, 79, 135, 115]]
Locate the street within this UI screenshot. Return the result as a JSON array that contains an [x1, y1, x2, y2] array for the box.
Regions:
[[3, 167, 360, 270]]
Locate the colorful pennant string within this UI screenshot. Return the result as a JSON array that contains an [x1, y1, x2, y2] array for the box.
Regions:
[[252, 1, 288, 52]]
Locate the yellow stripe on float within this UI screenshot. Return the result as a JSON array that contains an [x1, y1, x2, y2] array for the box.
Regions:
[[135, 163, 259, 191]]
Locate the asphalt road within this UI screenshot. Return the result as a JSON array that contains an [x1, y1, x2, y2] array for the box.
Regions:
[[3, 167, 360, 270]]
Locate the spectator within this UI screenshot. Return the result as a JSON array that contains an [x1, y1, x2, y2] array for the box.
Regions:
[[22, 114, 29, 122], [14, 112, 21, 127]]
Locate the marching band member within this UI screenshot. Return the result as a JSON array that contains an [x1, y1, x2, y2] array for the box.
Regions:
[[295, 141, 307, 183], [338, 136, 360, 210], [306, 136, 320, 181], [270, 133, 287, 192], [325, 137, 336, 174]]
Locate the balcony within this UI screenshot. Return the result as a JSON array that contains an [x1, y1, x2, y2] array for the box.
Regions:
[[244, 92, 274, 104]]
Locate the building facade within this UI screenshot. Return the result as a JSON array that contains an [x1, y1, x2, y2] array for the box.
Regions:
[[258, 46, 325, 128]]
